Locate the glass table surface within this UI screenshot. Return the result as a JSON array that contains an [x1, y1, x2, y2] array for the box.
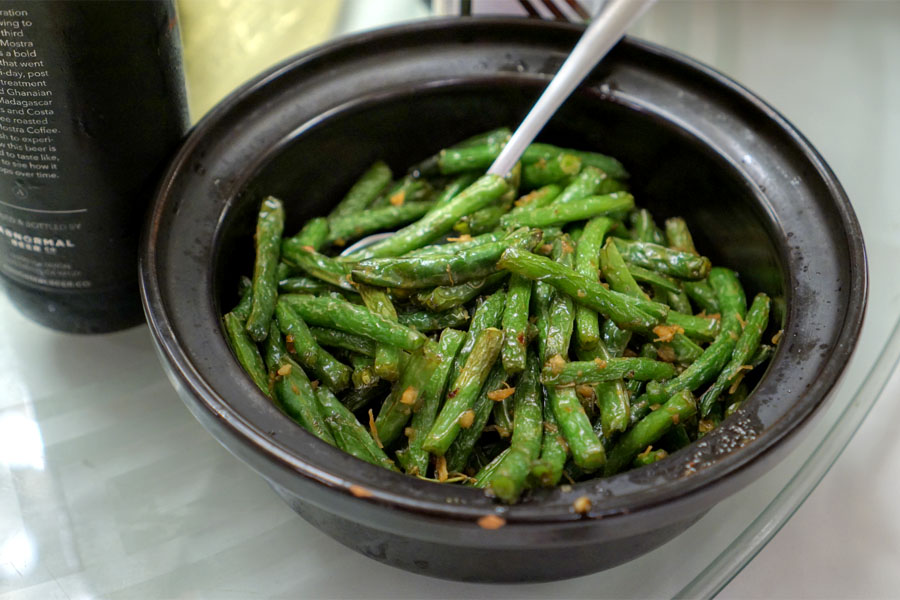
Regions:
[[2, 1, 899, 598]]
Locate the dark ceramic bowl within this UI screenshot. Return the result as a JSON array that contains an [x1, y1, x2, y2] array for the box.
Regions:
[[139, 18, 866, 582]]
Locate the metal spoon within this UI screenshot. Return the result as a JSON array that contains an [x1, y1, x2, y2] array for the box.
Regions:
[[486, 0, 656, 177], [342, 0, 655, 256]]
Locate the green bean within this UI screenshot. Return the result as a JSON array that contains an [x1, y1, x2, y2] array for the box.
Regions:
[[576, 343, 630, 438], [445, 362, 509, 473], [455, 127, 512, 149], [406, 231, 504, 257], [522, 143, 629, 180], [700, 293, 770, 416], [308, 327, 376, 357], [374, 341, 443, 446], [698, 400, 723, 437], [349, 174, 509, 259], [529, 236, 606, 470], [574, 217, 615, 351], [231, 277, 253, 321], [471, 447, 512, 487], [329, 160, 392, 218], [547, 166, 616, 207], [278, 275, 361, 301], [666, 311, 720, 342], [274, 301, 351, 393], [601, 235, 649, 300], [664, 217, 698, 254], [485, 351, 543, 501], [599, 375, 631, 429], [604, 389, 696, 476], [547, 384, 605, 470], [500, 274, 533, 374], [491, 387, 515, 440], [521, 153, 582, 189], [281, 239, 355, 291], [750, 344, 775, 369], [530, 386, 569, 487], [641, 270, 747, 405], [316, 387, 397, 471], [438, 143, 504, 175], [262, 320, 287, 373], [630, 208, 666, 245], [544, 235, 577, 360], [357, 285, 403, 382], [373, 180, 412, 211], [613, 238, 711, 281], [584, 240, 669, 317], [223, 311, 270, 396], [374, 176, 433, 209], [279, 294, 427, 351], [708, 267, 748, 333], [412, 271, 508, 312], [568, 224, 584, 244], [290, 217, 329, 251], [453, 201, 511, 235], [600, 317, 632, 358], [348, 354, 379, 389], [655, 333, 704, 365], [412, 129, 510, 178], [342, 380, 389, 413], [246, 196, 285, 341], [643, 332, 736, 406], [684, 279, 720, 314], [502, 192, 633, 229], [397, 306, 470, 332], [272, 366, 335, 446], [628, 397, 650, 428], [352, 231, 539, 289], [507, 184, 562, 217], [633, 448, 669, 468], [450, 294, 507, 377], [396, 329, 466, 476], [627, 264, 683, 294], [532, 278, 554, 364], [273, 301, 318, 365], [724, 382, 750, 418], [543, 357, 676, 386], [265, 327, 335, 446], [327, 201, 435, 245], [662, 287, 693, 315], [638, 341, 659, 359], [276, 260, 296, 282], [422, 327, 504, 456], [498, 247, 663, 333], [429, 173, 480, 210]]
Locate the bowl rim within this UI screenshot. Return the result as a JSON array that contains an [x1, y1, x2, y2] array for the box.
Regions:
[[140, 16, 867, 526]]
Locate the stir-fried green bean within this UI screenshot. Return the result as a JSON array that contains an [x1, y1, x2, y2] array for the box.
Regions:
[[226, 129, 779, 503]]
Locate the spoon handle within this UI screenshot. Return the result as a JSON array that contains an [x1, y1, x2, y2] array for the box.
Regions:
[[486, 0, 656, 177]]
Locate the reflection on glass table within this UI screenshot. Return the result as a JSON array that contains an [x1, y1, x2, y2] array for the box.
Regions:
[[1, 1, 899, 598]]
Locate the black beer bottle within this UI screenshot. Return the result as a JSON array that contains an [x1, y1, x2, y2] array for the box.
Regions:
[[0, 1, 189, 333]]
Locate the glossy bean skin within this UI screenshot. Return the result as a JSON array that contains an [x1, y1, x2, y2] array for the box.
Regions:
[[422, 328, 504, 457], [246, 196, 285, 341], [328, 160, 392, 219]]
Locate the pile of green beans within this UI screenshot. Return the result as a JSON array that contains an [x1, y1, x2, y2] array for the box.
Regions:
[[223, 128, 779, 503]]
